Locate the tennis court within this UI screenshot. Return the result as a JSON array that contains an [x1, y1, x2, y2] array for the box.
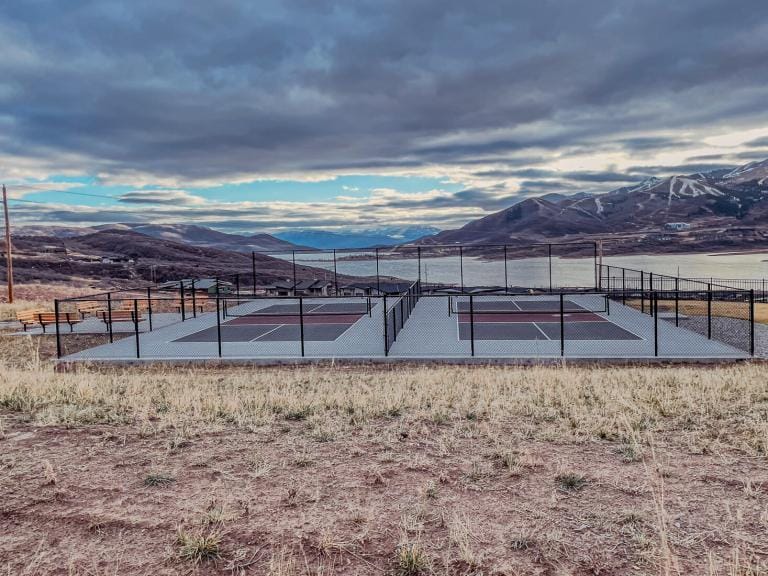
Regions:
[[175, 300, 372, 343], [450, 296, 642, 341]]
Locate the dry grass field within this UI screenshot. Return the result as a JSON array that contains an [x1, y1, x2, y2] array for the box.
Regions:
[[0, 333, 767, 575]]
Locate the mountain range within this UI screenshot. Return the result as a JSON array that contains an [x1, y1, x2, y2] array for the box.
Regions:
[[273, 227, 440, 249], [12, 158, 768, 255], [423, 158, 768, 247]]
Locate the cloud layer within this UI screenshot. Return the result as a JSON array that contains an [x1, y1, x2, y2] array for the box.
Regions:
[[1, 1, 768, 230]]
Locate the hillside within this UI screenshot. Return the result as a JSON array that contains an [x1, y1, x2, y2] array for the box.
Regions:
[[423, 158, 768, 252], [4, 230, 346, 286]]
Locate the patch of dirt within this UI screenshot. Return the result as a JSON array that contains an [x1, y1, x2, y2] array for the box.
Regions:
[[1, 416, 766, 575]]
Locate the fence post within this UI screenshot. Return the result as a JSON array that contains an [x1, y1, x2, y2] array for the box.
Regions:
[[191, 279, 197, 318], [54, 299, 62, 359], [383, 294, 388, 356], [707, 284, 712, 339], [215, 291, 222, 358], [619, 269, 625, 304], [417, 246, 422, 286], [673, 278, 679, 326], [147, 287, 153, 331], [292, 250, 297, 296], [179, 281, 186, 321], [650, 272, 654, 293], [459, 246, 464, 293], [133, 299, 140, 359], [559, 293, 565, 356], [333, 249, 339, 296], [252, 251, 257, 296], [749, 289, 755, 357], [469, 294, 475, 357], [235, 274, 240, 299], [654, 292, 659, 357], [593, 242, 598, 290], [299, 297, 305, 357], [107, 292, 114, 343], [549, 243, 553, 292], [504, 245, 509, 293]]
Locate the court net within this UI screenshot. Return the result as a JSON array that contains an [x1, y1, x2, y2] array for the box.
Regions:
[[448, 295, 608, 316], [223, 297, 372, 319]]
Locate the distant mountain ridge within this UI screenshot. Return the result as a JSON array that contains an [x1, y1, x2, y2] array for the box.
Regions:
[[422, 158, 768, 245], [274, 226, 440, 249]]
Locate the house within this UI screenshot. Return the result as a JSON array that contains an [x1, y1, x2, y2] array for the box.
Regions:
[[338, 281, 413, 296], [264, 279, 334, 297], [664, 222, 691, 231]]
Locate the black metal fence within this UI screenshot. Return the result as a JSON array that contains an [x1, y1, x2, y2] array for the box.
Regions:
[[599, 264, 757, 356], [49, 276, 756, 361], [252, 241, 600, 294]]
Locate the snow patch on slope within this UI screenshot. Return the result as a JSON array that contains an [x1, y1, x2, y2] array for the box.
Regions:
[[667, 176, 724, 205]]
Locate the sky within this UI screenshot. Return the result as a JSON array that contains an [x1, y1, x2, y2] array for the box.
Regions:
[[2, 0, 768, 234]]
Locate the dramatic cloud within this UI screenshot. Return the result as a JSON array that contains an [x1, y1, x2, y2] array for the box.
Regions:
[[1, 1, 767, 231]]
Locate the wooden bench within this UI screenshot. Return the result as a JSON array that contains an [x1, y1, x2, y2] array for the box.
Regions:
[[17, 309, 48, 331], [17, 310, 83, 333], [76, 301, 107, 318], [98, 310, 144, 329]]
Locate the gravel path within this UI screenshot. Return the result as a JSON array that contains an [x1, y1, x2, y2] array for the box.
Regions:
[[675, 316, 768, 357]]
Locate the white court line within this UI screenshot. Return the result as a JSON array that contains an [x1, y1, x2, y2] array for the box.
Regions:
[[249, 324, 285, 342], [530, 322, 551, 340]]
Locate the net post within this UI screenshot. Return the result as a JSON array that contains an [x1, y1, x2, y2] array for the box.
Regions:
[[707, 283, 712, 339], [252, 251, 257, 296], [333, 249, 338, 296], [559, 293, 565, 356], [383, 294, 388, 356], [191, 279, 197, 318], [179, 281, 186, 321], [147, 287, 153, 331], [605, 294, 610, 315], [654, 291, 659, 357], [503, 245, 509, 293], [133, 298, 140, 359], [469, 294, 475, 357], [299, 297, 305, 357], [750, 289, 755, 356], [215, 290, 222, 358], [107, 292, 114, 343], [459, 246, 464, 293], [54, 299, 62, 359]]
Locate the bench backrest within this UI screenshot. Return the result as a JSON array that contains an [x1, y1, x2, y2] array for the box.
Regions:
[[17, 310, 48, 323]]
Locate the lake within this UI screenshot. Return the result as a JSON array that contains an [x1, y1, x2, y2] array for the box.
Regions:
[[278, 251, 768, 288]]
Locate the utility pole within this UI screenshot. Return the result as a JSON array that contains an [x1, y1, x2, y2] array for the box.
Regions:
[[2, 185, 13, 303]]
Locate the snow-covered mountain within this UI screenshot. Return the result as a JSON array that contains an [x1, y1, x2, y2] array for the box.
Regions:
[[423, 158, 768, 244]]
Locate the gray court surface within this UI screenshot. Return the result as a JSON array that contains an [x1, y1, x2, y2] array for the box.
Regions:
[[57, 294, 750, 362]]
